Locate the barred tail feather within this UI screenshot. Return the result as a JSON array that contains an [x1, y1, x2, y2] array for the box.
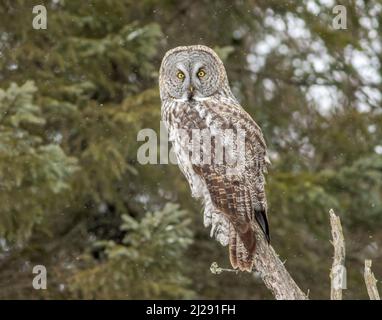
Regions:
[[229, 225, 238, 269], [229, 225, 256, 272]]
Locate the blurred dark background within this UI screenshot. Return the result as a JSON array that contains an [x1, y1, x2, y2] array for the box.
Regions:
[[0, 0, 381, 299]]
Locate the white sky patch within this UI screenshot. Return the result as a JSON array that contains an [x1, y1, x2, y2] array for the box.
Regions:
[[136, 193, 150, 205], [355, 0, 366, 9], [246, 4, 381, 115], [308, 52, 331, 73], [7, 63, 18, 71], [247, 53, 265, 74], [232, 27, 246, 40], [355, 86, 381, 112], [370, 38, 382, 54], [264, 14, 286, 32], [318, 0, 335, 7], [356, 101, 371, 113], [369, 30, 378, 40], [300, 136, 315, 159], [0, 238, 9, 252], [306, 0, 321, 15], [247, 34, 281, 74], [263, 78, 276, 100], [285, 13, 311, 39], [361, 86, 382, 106], [369, 2, 382, 15], [332, 70, 346, 82], [51, 132, 63, 144], [277, 44, 289, 55], [368, 124, 376, 133], [346, 48, 381, 84], [255, 34, 280, 55], [359, 16, 374, 30], [306, 85, 340, 115], [375, 145, 382, 155]]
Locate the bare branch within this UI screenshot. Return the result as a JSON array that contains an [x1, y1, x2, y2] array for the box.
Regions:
[[210, 209, 379, 301], [364, 260, 380, 300], [210, 223, 308, 300], [329, 209, 346, 300], [210, 262, 239, 275], [253, 237, 308, 300]]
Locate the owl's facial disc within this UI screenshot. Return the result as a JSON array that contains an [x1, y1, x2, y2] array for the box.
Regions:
[[162, 49, 222, 101]]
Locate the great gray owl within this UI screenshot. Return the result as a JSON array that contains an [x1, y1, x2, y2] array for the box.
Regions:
[[159, 45, 270, 272]]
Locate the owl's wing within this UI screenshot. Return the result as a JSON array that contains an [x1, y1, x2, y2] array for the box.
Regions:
[[192, 99, 270, 271]]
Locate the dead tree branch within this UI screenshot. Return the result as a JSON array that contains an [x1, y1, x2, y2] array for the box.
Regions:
[[210, 209, 380, 300], [329, 209, 346, 300], [211, 220, 308, 300], [252, 235, 308, 300], [364, 260, 380, 300]]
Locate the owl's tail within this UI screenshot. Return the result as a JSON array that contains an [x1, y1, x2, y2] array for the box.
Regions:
[[228, 224, 256, 272]]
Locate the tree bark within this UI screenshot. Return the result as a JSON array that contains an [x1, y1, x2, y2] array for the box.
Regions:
[[364, 260, 380, 300], [329, 209, 346, 300], [252, 222, 308, 300], [211, 209, 380, 300]]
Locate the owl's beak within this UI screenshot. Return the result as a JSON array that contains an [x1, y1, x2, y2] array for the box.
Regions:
[[187, 85, 194, 100]]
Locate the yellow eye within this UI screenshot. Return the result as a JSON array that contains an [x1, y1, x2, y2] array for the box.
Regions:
[[177, 71, 185, 80], [197, 69, 206, 78]]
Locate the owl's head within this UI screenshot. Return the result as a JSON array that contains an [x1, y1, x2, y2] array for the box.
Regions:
[[159, 45, 229, 101]]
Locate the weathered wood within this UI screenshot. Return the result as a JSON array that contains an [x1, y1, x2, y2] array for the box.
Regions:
[[329, 209, 346, 300], [364, 260, 380, 300], [211, 209, 382, 301], [211, 221, 308, 300], [252, 234, 308, 300]]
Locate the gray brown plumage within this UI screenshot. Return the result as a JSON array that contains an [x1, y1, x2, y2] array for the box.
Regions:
[[159, 45, 270, 272]]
